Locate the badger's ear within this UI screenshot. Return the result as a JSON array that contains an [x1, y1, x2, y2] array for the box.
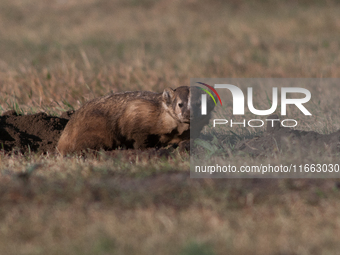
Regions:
[[162, 88, 175, 104]]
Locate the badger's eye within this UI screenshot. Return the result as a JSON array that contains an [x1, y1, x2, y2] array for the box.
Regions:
[[178, 103, 184, 108]]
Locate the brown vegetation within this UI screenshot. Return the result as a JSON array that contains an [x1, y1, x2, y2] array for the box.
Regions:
[[0, 0, 340, 254]]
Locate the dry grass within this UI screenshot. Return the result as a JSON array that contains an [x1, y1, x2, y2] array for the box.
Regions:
[[1, 0, 340, 254]]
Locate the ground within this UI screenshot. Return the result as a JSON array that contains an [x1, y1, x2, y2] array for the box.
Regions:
[[0, 0, 340, 254]]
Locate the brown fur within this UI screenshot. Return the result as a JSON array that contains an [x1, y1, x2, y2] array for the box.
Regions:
[[57, 86, 192, 155]]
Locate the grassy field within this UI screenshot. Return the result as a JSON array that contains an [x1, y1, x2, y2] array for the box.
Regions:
[[1, 0, 340, 254]]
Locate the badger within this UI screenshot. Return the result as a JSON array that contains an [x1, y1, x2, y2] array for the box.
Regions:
[[57, 86, 201, 155]]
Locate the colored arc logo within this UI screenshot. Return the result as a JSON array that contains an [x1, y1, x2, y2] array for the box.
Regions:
[[195, 82, 222, 106]]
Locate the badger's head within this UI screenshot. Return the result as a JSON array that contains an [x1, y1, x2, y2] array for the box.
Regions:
[[162, 86, 190, 123]]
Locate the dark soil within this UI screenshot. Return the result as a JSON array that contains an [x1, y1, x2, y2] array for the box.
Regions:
[[0, 110, 72, 153]]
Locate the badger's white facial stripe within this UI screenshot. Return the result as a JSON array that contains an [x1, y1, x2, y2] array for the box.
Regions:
[[187, 90, 191, 110], [176, 99, 183, 119]]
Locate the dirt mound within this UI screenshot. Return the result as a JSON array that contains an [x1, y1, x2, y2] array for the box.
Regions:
[[0, 111, 71, 153], [236, 114, 340, 157]]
